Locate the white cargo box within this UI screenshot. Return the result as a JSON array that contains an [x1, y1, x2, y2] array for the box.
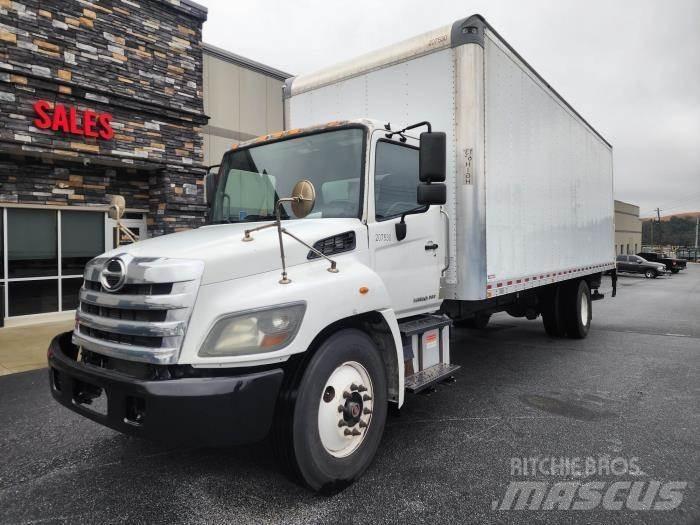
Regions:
[[284, 15, 615, 302]]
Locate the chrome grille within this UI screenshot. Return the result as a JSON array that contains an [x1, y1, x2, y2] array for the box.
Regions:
[[73, 256, 204, 365]]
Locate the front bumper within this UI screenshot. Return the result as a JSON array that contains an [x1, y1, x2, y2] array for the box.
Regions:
[[48, 332, 284, 446]]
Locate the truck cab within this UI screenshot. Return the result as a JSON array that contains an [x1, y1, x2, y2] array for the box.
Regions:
[[48, 119, 453, 491]]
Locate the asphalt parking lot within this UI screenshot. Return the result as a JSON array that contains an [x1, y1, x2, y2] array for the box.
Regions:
[[1, 267, 698, 524]]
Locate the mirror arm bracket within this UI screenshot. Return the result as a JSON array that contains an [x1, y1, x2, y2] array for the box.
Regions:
[[395, 205, 428, 242], [385, 120, 432, 139]]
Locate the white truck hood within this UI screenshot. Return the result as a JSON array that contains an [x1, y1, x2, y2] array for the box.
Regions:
[[103, 218, 366, 285]]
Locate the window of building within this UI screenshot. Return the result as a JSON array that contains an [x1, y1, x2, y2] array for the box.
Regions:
[[374, 140, 420, 220], [7, 208, 58, 278], [1, 208, 106, 319], [626, 244, 630, 255], [635, 243, 638, 253]]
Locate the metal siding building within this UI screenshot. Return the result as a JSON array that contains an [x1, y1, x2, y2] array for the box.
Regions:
[[614, 200, 642, 255], [202, 44, 288, 165]]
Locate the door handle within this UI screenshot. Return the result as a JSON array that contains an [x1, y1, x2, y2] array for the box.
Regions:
[[425, 242, 439, 251]]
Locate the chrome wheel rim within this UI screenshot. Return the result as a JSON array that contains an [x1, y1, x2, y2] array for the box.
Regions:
[[580, 291, 589, 326], [318, 361, 373, 458]]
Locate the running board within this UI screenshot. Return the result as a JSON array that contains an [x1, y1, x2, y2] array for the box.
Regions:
[[405, 363, 461, 393]]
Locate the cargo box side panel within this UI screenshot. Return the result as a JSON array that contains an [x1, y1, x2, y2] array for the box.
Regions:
[[288, 49, 460, 285], [483, 32, 614, 295]]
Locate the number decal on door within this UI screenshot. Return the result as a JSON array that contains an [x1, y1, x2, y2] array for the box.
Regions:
[[375, 233, 392, 243]]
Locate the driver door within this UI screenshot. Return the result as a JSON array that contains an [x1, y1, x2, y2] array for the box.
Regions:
[[367, 133, 443, 317]]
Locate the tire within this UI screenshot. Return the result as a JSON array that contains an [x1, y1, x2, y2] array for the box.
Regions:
[[272, 329, 387, 493], [562, 280, 592, 339], [644, 269, 654, 279], [455, 313, 491, 329], [671, 269, 679, 274], [541, 286, 567, 337]]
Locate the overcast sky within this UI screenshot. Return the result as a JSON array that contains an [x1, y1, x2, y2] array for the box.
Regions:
[[199, 0, 700, 217]]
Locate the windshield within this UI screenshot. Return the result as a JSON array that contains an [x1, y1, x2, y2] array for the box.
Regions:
[[210, 127, 365, 223]]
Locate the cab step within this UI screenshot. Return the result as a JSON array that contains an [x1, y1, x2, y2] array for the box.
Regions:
[[405, 363, 461, 393]]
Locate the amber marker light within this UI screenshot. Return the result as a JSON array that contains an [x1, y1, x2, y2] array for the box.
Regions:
[[359, 287, 369, 295]]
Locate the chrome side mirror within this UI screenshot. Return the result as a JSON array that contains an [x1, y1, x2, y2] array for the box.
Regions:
[[108, 195, 125, 220], [289, 179, 316, 218], [108, 195, 137, 247], [242, 179, 338, 284]]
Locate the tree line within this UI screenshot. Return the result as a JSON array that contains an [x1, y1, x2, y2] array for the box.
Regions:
[[642, 216, 698, 246]]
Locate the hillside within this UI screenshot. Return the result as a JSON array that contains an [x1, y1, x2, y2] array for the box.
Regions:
[[642, 214, 698, 246]]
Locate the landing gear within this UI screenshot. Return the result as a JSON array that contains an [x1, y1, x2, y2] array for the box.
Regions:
[[273, 329, 387, 492]]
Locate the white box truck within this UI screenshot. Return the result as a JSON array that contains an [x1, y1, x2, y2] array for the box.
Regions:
[[48, 15, 616, 492]]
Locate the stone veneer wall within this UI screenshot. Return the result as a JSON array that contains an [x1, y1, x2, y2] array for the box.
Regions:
[[0, 0, 209, 235]]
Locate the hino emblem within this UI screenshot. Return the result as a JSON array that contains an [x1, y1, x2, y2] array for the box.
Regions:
[[100, 257, 127, 292]]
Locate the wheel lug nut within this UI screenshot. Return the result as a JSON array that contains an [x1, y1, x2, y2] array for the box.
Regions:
[[359, 420, 368, 428], [357, 385, 367, 392], [350, 383, 359, 391], [338, 420, 347, 427], [362, 394, 372, 401], [344, 428, 353, 436], [337, 405, 344, 413], [342, 391, 351, 399], [352, 429, 361, 436], [363, 407, 372, 415]]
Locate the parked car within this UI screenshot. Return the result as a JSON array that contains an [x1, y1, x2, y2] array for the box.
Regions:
[[637, 251, 687, 274], [616, 255, 667, 278]]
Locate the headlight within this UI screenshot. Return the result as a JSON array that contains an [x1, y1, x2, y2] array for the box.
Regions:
[[199, 303, 306, 357]]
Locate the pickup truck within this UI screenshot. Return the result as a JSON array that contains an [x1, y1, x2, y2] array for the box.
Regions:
[[616, 254, 667, 278], [637, 252, 687, 274]]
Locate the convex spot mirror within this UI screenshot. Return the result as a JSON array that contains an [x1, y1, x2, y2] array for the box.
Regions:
[[417, 182, 446, 206], [419, 131, 446, 183], [290, 179, 316, 218], [108, 195, 125, 220], [204, 165, 220, 205]]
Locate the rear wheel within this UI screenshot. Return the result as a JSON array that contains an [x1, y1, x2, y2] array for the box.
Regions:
[[273, 329, 387, 493], [562, 280, 592, 339], [541, 286, 566, 337]]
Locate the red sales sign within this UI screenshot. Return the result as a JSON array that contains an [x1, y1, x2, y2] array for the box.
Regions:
[[33, 100, 114, 140]]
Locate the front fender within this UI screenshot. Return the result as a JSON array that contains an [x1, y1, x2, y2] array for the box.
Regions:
[[179, 255, 401, 371]]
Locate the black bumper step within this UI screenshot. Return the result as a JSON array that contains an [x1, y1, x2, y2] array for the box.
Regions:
[[405, 363, 461, 393]]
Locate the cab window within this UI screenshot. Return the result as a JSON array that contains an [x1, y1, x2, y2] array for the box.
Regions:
[[374, 140, 420, 220]]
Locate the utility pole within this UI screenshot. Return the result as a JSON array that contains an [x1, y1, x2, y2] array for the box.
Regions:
[[653, 208, 661, 250], [695, 215, 699, 249]]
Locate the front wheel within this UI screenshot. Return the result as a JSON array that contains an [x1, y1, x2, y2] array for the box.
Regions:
[[273, 329, 387, 493], [671, 269, 679, 274], [644, 269, 654, 279]]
